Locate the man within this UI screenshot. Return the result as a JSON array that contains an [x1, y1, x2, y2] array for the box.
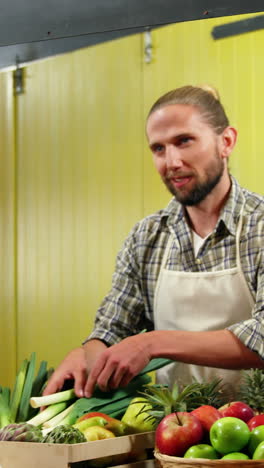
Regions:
[[44, 85, 264, 399]]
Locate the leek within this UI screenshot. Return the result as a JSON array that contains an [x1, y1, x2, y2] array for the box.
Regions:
[[10, 358, 28, 422], [0, 391, 12, 428], [138, 357, 173, 375], [17, 352, 36, 422], [30, 360, 48, 398], [42, 402, 75, 428], [41, 427, 53, 437], [27, 401, 68, 426], [30, 388, 76, 408], [58, 373, 152, 426]]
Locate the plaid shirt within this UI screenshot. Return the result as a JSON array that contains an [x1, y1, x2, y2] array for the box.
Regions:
[[86, 176, 264, 359]]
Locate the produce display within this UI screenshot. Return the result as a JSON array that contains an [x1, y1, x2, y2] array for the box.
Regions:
[[153, 369, 264, 461], [2, 355, 264, 465], [0, 354, 171, 444]]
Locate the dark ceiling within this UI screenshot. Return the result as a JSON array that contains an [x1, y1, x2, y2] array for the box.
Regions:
[[0, 0, 263, 69]]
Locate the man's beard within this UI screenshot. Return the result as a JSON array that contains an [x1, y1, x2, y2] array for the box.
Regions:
[[164, 153, 224, 206]]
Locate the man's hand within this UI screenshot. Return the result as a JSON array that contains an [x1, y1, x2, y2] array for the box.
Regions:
[[84, 334, 152, 397], [42, 339, 108, 397], [42, 347, 88, 397]]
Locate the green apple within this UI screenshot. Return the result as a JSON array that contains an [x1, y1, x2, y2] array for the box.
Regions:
[[210, 417, 250, 454], [184, 444, 219, 459], [248, 425, 264, 455], [221, 452, 250, 460], [253, 440, 264, 460]]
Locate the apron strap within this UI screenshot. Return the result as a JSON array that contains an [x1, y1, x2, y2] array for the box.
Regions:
[[235, 200, 255, 308], [160, 233, 174, 269]]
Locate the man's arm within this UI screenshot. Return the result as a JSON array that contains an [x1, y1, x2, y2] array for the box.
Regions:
[[84, 328, 264, 397], [150, 328, 264, 368]]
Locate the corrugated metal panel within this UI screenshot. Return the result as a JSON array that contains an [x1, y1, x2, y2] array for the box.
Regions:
[[16, 35, 143, 368], [0, 0, 263, 47], [0, 71, 16, 386]]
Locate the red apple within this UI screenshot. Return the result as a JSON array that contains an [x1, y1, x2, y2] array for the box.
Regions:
[[155, 412, 203, 457], [219, 401, 254, 423], [248, 414, 264, 431], [191, 405, 222, 432]]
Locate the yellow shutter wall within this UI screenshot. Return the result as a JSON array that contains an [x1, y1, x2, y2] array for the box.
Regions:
[[0, 71, 16, 386], [15, 35, 144, 370]]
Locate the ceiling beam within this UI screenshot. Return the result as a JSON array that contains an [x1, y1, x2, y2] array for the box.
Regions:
[[0, 0, 263, 48], [212, 13, 264, 39]]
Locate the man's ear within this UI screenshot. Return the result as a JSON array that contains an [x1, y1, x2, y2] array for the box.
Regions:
[[220, 126, 237, 159]]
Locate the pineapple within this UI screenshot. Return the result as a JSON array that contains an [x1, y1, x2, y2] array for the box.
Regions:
[[238, 369, 264, 414], [137, 378, 227, 425]]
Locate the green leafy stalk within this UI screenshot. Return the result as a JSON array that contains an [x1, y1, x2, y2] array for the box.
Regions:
[[30, 388, 76, 408], [31, 360, 48, 398], [138, 358, 173, 376], [10, 358, 29, 422], [0, 393, 12, 428], [17, 352, 36, 422], [27, 401, 68, 426], [1, 387, 11, 407], [39, 367, 54, 395], [27, 360, 48, 419]]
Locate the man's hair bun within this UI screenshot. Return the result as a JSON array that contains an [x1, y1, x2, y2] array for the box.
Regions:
[[198, 84, 220, 101]]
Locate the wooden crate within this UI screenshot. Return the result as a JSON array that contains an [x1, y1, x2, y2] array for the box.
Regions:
[[0, 431, 156, 468]]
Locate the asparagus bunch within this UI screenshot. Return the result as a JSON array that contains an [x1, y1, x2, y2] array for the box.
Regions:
[[0, 423, 43, 442]]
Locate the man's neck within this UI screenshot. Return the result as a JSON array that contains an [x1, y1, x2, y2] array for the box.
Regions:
[[185, 174, 231, 238]]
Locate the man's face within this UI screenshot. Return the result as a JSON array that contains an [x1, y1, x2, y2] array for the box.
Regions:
[[146, 104, 227, 206]]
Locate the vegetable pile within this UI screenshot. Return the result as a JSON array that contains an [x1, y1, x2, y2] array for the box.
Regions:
[[0, 353, 171, 445]]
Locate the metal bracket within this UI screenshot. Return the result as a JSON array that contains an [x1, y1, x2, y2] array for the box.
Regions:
[[144, 28, 153, 64], [13, 56, 25, 95]]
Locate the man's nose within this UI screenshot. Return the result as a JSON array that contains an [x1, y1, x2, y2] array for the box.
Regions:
[[166, 145, 183, 169]]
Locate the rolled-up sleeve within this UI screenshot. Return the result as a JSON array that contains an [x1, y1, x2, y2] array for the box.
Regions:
[[83, 226, 147, 346], [228, 248, 264, 360]]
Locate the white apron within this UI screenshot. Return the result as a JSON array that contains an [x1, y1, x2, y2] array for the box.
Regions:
[[154, 205, 254, 395]]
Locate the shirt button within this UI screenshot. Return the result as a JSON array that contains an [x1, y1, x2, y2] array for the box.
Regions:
[[195, 258, 202, 264]]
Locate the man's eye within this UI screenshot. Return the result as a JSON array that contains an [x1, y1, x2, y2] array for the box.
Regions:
[[178, 136, 191, 145], [152, 145, 164, 154]]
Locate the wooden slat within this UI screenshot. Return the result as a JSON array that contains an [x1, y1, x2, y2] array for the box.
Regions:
[[0, 432, 156, 468]]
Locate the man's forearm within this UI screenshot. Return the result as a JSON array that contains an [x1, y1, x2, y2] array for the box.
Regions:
[[82, 339, 108, 372], [148, 329, 264, 369]]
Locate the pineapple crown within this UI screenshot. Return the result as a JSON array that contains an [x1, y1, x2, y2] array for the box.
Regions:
[[238, 368, 264, 413], [135, 378, 227, 424]]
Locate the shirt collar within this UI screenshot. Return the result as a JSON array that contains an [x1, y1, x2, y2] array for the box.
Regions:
[[162, 175, 245, 236]]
